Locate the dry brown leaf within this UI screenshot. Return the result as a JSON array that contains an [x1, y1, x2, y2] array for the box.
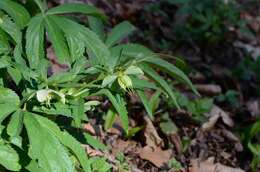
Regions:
[[190, 157, 245, 172], [202, 105, 234, 131], [138, 146, 172, 168], [246, 100, 260, 117], [144, 116, 163, 148]]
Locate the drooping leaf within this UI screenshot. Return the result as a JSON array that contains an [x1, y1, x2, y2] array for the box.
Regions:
[[26, 15, 45, 69], [106, 21, 135, 47], [144, 57, 199, 95], [0, 0, 30, 28], [137, 90, 153, 119], [24, 112, 74, 172], [0, 142, 21, 171], [93, 89, 129, 133], [140, 63, 180, 108], [47, 3, 106, 20]]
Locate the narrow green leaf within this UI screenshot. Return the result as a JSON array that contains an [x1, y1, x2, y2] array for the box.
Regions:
[[144, 57, 199, 95], [149, 90, 161, 113], [0, 143, 21, 171], [0, 0, 30, 28], [137, 90, 153, 120], [51, 16, 110, 67], [104, 108, 116, 131], [26, 15, 45, 69], [106, 21, 135, 47], [32, 0, 47, 13], [88, 16, 105, 41], [45, 15, 70, 64], [84, 133, 107, 151], [93, 89, 129, 133], [24, 112, 74, 172], [140, 64, 180, 108], [47, 3, 106, 20], [130, 76, 158, 90]]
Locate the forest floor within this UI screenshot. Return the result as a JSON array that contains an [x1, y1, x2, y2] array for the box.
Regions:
[[51, 1, 260, 171]]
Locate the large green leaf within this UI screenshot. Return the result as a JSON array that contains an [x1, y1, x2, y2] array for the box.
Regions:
[[7, 110, 23, 137], [34, 114, 90, 172], [26, 15, 45, 69], [44, 15, 70, 64], [47, 3, 106, 20], [51, 16, 110, 67], [24, 112, 74, 172], [106, 21, 135, 47], [0, 87, 20, 123], [0, 142, 21, 171], [0, 0, 30, 28], [140, 64, 180, 108]]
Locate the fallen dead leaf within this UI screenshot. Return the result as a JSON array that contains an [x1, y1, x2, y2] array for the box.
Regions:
[[195, 84, 222, 96], [144, 116, 163, 148], [138, 146, 172, 168], [246, 99, 260, 117], [189, 157, 245, 172], [202, 105, 234, 131]]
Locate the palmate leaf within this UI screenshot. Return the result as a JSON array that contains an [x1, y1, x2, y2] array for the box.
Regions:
[[106, 21, 135, 47], [26, 15, 45, 69], [51, 15, 110, 67], [45, 15, 70, 64], [33, 114, 90, 172], [24, 112, 74, 172], [139, 63, 180, 108], [46, 3, 106, 20], [0, 142, 21, 171], [0, 0, 30, 28]]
